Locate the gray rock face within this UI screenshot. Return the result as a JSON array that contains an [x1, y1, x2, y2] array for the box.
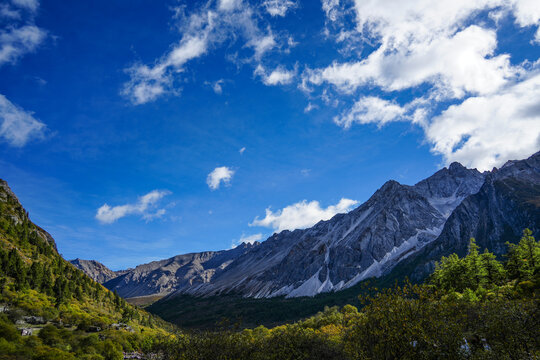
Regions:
[[103, 242, 259, 298], [403, 151, 540, 282], [69, 259, 121, 283], [175, 161, 486, 298]]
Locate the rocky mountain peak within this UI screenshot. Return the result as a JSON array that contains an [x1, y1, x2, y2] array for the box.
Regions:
[[69, 258, 120, 283]]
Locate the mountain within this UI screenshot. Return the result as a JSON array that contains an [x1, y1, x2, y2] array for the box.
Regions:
[[103, 242, 259, 298], [172, 161, 486, 298], [147, 152, 539, 328], [69, 258, 124, 283], [399, 150, 540, 281], [66, 152, 540, 306]]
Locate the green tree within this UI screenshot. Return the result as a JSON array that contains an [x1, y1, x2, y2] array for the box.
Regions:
[[506, 229, 540, 281]]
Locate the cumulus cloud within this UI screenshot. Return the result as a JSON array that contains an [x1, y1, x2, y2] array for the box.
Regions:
[[255, 64, 295, 85], [96, 190, 171, 224], [122, 0, 283, 104], [334, 96, 406, 128], [207, 166, 235, 190], [263, 0, 297, 17], [304, 0, 540, 170], [321, 0, 340, 22], [251, 198, 358, 232], [426, 71, 540, 170], [305, 25, 515, 98], [231, 233, 263, 248], [0, 94, 46, 146]]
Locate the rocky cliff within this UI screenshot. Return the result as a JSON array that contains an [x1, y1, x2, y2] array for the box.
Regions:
[[103, 242, 259, 298], [69, 258, 123, 283]]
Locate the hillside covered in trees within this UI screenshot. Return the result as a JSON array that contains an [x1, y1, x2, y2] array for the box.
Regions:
[[0, 180, 174, 359]]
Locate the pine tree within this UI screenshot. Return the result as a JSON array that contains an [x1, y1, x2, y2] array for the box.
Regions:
[[506, 229, 540, 281], [480, 249, 506, 286]]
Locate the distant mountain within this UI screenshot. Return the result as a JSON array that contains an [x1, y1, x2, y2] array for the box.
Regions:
[[69, 258, 125, 283], [103, 242, 259, 298]]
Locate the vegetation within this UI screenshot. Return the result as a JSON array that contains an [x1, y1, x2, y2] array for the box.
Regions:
[[150, 230, 539, 359], [0, 186, 173, 359]]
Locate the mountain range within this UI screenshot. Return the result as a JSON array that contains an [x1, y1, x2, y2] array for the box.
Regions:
[[72, 151, 540, 302]]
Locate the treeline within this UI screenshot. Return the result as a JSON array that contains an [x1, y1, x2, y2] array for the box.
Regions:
[[152, 229, 539, 360]]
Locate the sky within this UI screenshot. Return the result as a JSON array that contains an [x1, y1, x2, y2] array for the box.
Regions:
[[1, 0, 539, 270]]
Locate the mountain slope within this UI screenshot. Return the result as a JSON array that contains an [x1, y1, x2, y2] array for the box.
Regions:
[[0, 178, 172, 338], [401, 151, 540, 281], [103, 242, 259, 298], [0, 180, 57, 252]]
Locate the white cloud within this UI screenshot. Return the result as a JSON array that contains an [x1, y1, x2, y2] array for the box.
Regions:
[[96, 190, 171, 224], [123, 1, 281, 104], [263, 0, 297, 17], [255, 64, 295, 85], [425, 71, 540, 170], [251, 198, 358, 232], [305, 25, 515, 98], [207, 166, 235, 190], [304, 102, 318, 113], [12, 0, 39, 12], [0, 94, 46, 146], [1, 4, 21, 19], [249, 34, 277, 60], [511, 0, 540, 28], [122, 35, 209, 104], [305, 0, 540, 171], [321, 0, 340, 22], [219, 0, 242, 11], [0, 25, 46, 66], [231, 233, 263, 248], [212, 79, 224, 94], [334, 96, 406, 128]]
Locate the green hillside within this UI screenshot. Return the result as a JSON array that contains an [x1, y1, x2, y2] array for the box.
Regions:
[[0, 180, 174, 359]]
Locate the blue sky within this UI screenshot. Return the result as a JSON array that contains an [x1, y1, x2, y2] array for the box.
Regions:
[[1, 0, 539, 269]]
